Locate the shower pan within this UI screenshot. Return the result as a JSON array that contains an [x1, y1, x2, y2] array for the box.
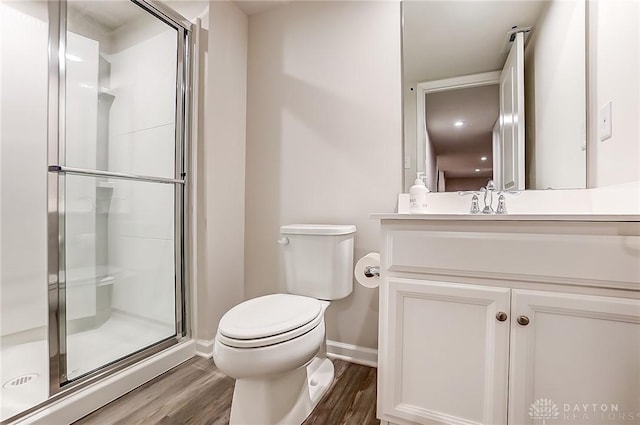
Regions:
[[0, 0, 192, 421]]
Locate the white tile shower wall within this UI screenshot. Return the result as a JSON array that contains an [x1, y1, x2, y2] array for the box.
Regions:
[[65, 32, 99, 320], [0, 4, 48, 336], [245, 1, 402, 350], [107, 30, 176, 178], [107, 25, 177, 326]]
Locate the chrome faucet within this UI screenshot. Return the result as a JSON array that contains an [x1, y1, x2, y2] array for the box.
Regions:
[[458, 191, 481, 214], [496, 194, 507, 214], [480, 180, 497, 214], [459, 180, 518, 214], [469, 194, 480, 214], [494, 190, 520, 214]]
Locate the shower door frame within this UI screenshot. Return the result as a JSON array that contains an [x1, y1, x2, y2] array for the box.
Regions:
[[46, 0, 192, 398]]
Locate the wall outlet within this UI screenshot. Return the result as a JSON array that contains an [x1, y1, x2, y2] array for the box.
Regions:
[[404, 153, 411, 169], [599, 101, 612, 142]]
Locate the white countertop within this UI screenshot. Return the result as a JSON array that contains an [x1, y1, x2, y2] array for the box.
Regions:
[[371, 213, 640, 222]]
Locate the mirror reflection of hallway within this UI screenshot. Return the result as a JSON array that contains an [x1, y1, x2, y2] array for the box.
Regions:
[[425, 84, 498, 192]]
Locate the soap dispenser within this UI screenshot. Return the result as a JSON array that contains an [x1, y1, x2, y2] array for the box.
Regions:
[[409, 172, 429, 214]]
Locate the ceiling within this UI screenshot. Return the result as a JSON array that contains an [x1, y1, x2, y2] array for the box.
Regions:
[[426, 84, 498, 154], [426, 84, 498, 178], [405, 1, 547, 181], [233, 1, 290, 16], [403, 1, 546, 85], [68, 1, 145, 31]]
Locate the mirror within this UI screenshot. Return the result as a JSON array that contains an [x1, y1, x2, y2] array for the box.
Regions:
[[403, 0, 587, 192]]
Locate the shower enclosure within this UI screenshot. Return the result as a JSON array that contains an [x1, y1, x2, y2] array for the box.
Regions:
[[0, 0, 191, 421]]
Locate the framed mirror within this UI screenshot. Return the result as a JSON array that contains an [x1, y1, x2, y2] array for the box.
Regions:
[[402, 0, 587, 192]]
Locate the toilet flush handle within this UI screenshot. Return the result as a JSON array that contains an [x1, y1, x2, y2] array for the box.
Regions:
[[277, 237, 289, 245]]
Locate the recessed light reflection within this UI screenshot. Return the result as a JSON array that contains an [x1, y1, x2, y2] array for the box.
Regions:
[[480, 156, 487, 161], [475, 168, 480, 172], [454, 120, 465, 127]]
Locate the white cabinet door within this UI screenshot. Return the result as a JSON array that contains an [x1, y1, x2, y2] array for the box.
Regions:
[[509, 290, 640, 425], [380, 278, 510, 425]]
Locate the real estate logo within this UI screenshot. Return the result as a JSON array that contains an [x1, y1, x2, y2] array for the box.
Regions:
[[530, 398, 640, 422], [529, 398, 560, 425]]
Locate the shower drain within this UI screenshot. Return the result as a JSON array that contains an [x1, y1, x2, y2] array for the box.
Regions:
[[3, 373, 39, 389]]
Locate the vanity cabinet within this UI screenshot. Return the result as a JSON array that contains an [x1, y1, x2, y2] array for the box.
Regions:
[[384, 278, 510, 425], [375, 216, 640, 425], [508, 290, 640, 425]]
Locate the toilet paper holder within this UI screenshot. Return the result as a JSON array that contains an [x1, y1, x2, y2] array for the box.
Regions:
[[355, 252, 381, 288], [364, 265, 380, 278]]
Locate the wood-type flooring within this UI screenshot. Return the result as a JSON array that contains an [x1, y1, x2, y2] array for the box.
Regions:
[[74, 357, 379, 425]]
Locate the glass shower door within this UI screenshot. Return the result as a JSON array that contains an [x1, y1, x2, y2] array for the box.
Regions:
[[0, 1, 50, 420], [52, 0, 186, 383]]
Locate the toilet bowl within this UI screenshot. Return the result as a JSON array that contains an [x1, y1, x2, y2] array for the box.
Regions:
[[213, 294, 334, 425], [214, 294, 327, 379], [212, 224, 356, 425]]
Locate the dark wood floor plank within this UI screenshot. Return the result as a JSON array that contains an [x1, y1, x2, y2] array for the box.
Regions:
[[165, 375, 234, 425], [74, 357, 379, 425], [113, 361, 230, 425], [76, 357, 226, 425], [338, 366, 378, 425], [74, 357, 200, 425], [302, 361, 378, 425]]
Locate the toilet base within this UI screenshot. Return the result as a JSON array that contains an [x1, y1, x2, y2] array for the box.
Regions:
[[229, 356, 335, 425]]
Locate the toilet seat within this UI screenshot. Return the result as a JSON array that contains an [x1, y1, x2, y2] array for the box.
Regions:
[[217, 294, 324, 349]]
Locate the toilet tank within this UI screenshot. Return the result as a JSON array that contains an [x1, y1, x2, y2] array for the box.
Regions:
[[280, 224, 356, 300]]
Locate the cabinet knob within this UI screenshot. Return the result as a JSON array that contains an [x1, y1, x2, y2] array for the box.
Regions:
[[496, 312, 508, 322], [517, 315, 530, 326]]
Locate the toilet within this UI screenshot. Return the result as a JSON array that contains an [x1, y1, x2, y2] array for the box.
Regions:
[[213, 224, 356, 425]]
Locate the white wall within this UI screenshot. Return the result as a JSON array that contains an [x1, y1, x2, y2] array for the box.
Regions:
[[592, 0, 640, 187], [404, 89, 418, 191], [195, 0, 248, 343], [405, 89, 437, 193], [0, 3, 48, 336], [525, 0, 586, 190], [0, 5, 100, 334], [425, 127, 437, 191], [245, 1, 402, 349]]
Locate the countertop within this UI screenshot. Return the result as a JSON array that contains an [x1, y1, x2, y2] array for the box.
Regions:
[[370, 213, 640, 222]]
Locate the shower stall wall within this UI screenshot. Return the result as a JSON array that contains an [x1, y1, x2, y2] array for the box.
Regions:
[[0, 1, 192, 421]]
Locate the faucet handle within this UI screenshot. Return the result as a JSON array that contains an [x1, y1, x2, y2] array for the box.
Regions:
[[458, 191, 481, 214], [470, 194, 481, 214], [494, 190, 520, 214], [496, 194, 507, 214]]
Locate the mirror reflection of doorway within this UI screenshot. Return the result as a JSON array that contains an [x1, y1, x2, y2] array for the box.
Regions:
[[420, 31, 525, 192], [425, 84, 498, 192]]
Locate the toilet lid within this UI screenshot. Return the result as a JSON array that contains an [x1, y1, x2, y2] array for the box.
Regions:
[[218, 294, 323, 343]]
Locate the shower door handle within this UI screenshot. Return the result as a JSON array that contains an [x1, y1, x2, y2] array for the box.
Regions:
[[48, 165, 185, 185]]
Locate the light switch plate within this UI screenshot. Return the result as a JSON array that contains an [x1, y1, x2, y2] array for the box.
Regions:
[[599, 101, 612, 142]]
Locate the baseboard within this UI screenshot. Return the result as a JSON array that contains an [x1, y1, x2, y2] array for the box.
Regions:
[[195, 338, 214, 358], [325, 340, 378, 368], [17, 340, 195, 425], [192, 338, 377, 367]]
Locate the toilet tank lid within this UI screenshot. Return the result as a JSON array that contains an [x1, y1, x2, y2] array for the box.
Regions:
[[280, 224, 356, 236]]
